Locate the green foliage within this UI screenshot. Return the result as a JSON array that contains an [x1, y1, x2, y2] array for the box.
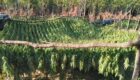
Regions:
[[0, 46, 136, 80], [1, 0, 140, 13], [0, 17, 95, 42], [0, 17, 139, 79], [2, 56, 14, 76], [0, 17, 138, 43], [115, 20, 140, 30]]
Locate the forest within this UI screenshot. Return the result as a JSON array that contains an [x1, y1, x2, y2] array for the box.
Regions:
[[0, 0, 140, 19]]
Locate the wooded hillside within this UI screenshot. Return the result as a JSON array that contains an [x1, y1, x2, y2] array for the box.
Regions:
[[0, 0, 140, 21]]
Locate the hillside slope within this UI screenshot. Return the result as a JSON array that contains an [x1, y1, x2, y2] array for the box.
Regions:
[[0, 17, 138, 43]]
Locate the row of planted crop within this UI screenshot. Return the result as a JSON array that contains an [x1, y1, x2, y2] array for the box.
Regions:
[[0, 17, 95, 42], [0, 18, 138, 43], [0, 45, 136, 80]]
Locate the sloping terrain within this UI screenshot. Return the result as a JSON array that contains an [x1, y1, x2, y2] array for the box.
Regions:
[[0, 17, 139, 80], [0, 17, 138, 43]]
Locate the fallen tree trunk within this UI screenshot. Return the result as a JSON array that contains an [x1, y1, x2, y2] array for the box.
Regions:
[[0, 40, 136, 48]]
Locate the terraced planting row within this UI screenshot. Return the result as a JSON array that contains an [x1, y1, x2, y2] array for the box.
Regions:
[[0, 17, 138, 43]]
